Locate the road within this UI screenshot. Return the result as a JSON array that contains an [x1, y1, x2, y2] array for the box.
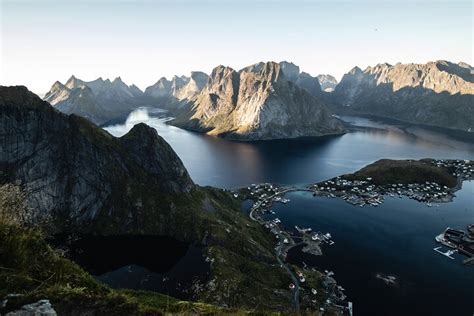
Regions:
[[248, 187, 313, 313]]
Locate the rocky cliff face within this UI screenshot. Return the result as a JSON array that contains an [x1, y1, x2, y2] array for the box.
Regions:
[[171, 61, 344, 140], [44, 76, 144, 125], [145, 72, 209, 104], [0, 85, 297, 311], [1, 86, 197, 235], [332, 61, 474, 131], [317, 74, 338, 92]]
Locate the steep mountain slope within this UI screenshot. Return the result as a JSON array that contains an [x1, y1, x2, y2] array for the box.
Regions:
[[44, 76, 144, 125], [317, 74, 338, 92], [144, 72, 209, 106], [331, 61, 474, 131], [171, 61, 344, 140], [0, 86, 297, 311], [0, 220, 239, 315]]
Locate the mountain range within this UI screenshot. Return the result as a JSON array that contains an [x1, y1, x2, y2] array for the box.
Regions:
[[169, 61, 345, 140], [44, 76, 145, 125], [330, 60, 474, 131], [43, 60, 474, 137]]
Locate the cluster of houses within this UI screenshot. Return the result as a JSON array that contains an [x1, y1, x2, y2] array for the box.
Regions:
[[239, 183, 352, 314], [310, 159, 473, 207], [431, 159, 473, 179]]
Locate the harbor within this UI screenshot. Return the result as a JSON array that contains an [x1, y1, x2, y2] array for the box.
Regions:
[[233, 162, 474, 315], [238, 183, 352, 315], [434, 225, 474, 265]]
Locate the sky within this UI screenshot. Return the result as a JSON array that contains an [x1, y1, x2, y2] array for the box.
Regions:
[[0, 0, 472, 95]]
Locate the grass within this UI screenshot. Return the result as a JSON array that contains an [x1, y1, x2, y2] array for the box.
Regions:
[[0, 221, 259, 315], [0, 183, 297, 314], [342, 159, 457, 187]]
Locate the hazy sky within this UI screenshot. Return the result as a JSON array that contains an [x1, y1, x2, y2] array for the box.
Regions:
[[1, 0, 472, 95]]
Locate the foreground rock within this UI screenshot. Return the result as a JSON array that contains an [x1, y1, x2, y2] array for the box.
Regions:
[[0, 85, 309, 312], [6, 300, 57, 316], [170, 61, 345, 140], [330, 61, 474, 131]]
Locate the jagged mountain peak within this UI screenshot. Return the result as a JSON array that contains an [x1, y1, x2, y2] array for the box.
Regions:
[[171, 61, 343, 140], [113, 76, 123, 82], [65, 75, 85, 89], [348, 66, 363, 75], [317, 74, 338, 92], [332, 60, 474, 131], [212, 65, 236, 75], [279, 61, 300, 81], [51, 80, 66, 89], [44, 75, 144, 124]]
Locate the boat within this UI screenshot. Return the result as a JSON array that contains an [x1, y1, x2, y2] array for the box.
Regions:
[[463, 257, 474, 266]]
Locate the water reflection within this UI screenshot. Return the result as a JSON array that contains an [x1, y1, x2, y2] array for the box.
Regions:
[[275, 182, 474, 316], [104, 108, 474, 188]]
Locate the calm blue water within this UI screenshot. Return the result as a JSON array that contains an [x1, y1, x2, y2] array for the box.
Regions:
[[105, 108, 474, 188], [275, 186, 474, 316], [104, 108, 474, 315]]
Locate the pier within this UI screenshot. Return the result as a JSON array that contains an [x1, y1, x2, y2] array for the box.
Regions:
[[434, 225, 474, 264], [242, 183, 349, 314]]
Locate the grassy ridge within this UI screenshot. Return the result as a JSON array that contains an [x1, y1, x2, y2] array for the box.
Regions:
[[0, 222, 253, 315], [342, 159, 457, 187]]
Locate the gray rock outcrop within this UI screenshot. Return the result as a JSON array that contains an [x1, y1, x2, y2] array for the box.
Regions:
[[5, 300, 57, 316], [317, 74, 338, 92], [44, 76, 144, 125], [331, 61, 474, 131], [170, 61, 344, 140], [1, 86, 195, 235]]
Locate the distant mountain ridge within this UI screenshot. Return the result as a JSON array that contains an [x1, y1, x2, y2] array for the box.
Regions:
[[169, 61, 345, 140], [44, 76, 144, 125], [330, 61, 474, 131], [145, 71, 209, 101], [43, 59, 473, 134], [317, 74, 338, 92]]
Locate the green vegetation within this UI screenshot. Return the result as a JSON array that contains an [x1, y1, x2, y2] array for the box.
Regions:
[[0, 220, 259, 315], [342, 159, 457, 187], [0, 88, 300, 313], [0, 184, 295, 313]]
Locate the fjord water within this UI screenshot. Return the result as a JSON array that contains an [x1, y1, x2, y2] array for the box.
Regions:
[[105, 108, 474, 188], [279, 187, 474, 316], [104, 108, 474, 315]]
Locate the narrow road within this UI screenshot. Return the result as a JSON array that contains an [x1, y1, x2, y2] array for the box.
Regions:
[[276, 242, 301, 313], [248, 187, 313, 313], [249, 187, 313, 221]]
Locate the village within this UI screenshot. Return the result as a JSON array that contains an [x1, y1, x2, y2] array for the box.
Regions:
[[310, 159, 473, 208], [233, 159, 473, 314], [237, 183, 353, 315]]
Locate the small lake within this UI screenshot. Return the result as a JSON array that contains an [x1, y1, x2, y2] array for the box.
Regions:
[[55, 235, 210, 300], [103, 108, 474, 315]]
